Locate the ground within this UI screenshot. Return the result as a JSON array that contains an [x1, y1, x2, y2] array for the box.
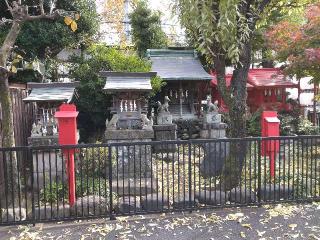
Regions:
[[1, 202, 320, 240]]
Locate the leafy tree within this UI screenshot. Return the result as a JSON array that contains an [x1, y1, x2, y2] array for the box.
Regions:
[[70, 44, 164, 142], [129, 0, 167, 57], [174, 0, 308, 190], [0, 0, 80, 205], [267, 2, 320, 81], [0, 0, 99, 59]]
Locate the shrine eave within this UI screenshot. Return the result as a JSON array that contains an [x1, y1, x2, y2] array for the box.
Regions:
[[148, 49, 212, 81], [101, 71, 155, 93], [23, 87, 76, 103]]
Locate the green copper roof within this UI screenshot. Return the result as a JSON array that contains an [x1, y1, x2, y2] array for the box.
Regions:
[[147, 49, 212, 81]]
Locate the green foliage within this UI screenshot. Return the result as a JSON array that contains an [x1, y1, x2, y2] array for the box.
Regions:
[[71, 44, 164, 142], [40, 177, 114, 204], [78, 143, 116, 177], [40, 181, 68, 204], [129, 1, 168, 57], [297, 117, 319, 135], [0, 0, 99, 59], [175, 0, 252, 64], [247, 109, 262, 136]]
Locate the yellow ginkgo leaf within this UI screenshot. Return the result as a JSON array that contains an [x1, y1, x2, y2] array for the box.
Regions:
[[11, 65, 17, 73], [75, 13, 80, 20], [64, 16, 73, 25], [70, 21, 77, 32], [12, 58, 21, 64]]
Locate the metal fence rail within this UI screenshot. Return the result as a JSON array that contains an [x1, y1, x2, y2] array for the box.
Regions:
[[0, 135, 320, 225]]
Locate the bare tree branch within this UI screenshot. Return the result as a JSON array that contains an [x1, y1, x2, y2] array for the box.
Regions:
[[39, 0, 45, 15], [4, 0, 13, 16], [0, 18, 13, 26], [25, 12, 59, 21]]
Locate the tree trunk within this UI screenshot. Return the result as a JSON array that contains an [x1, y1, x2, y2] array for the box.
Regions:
[[0, 20, 23, 205], [215, 41, 252, 190]]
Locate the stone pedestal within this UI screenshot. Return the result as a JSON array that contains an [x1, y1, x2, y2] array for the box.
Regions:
[[199, 114, 230, 178], [157, 112, 173, 125], [28, 136, 64, 189], [200, 122, 227, 139], [153, 124, 177, 153], [203, 113, 222, 124], [105, 129, 154, 179]]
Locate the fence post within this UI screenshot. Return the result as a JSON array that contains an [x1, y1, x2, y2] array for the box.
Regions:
[[27, 146, 36, 226], [108, 145, 115, 220], [257, 138, 262, 205], [188, 140, 192, 212]]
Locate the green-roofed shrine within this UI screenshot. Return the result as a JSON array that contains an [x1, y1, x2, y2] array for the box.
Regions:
[[148, 48, 212, 120]]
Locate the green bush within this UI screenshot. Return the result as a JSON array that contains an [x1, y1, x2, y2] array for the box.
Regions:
[[40, 181, 68, 204], [297, 117, 319, 135], [77, 142, 116, 177], [40, 176, 116, 204], [247, 108, 262, 136]]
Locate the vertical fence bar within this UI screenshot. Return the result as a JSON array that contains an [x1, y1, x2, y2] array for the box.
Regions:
[[257, 138, 262, 204], [28, 146, 36, 226], [108, 145, 115, 220], [188, 141, 192, 211]]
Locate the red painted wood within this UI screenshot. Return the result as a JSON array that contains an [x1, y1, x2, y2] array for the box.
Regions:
[[55, 103, 79, 206]]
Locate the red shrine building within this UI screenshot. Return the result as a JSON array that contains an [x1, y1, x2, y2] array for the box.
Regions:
[[211, 68, 299, 113]]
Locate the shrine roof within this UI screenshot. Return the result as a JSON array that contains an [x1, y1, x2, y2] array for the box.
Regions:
[[147, 49, 212, 81], [211, 68, 298, 88], [101, 71, 155, 92], [23, 82, 79, 103], [211, 73, 254, 88]]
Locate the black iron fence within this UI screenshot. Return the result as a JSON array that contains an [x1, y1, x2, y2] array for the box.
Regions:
[[1, 135, 320, 225]]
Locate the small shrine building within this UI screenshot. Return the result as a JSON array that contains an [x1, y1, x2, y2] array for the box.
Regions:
[[148, 48, 212, 119], [211, 68, 299, 113]]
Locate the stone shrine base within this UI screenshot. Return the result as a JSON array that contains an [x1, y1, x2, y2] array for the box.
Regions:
[[105, 129, 154, 180], [153, 124, 177, 153]]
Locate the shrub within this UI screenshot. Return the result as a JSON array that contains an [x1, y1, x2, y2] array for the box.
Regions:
[[297, 117, 319, 135], [77, 142, 117, 177], [40, 176, 117, 204], [40, 181, 68, 204], [247, 109, 262, 136]]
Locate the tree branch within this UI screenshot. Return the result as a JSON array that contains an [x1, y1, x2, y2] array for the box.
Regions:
[[39, 0, 45, 15], [25, 12, 59, 21], [4, 0, 12, 16], [0, 18, 13, 26]]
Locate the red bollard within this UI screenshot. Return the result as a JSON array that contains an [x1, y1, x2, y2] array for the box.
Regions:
[[261, 111, 280, 177], [55, 103, 79, 206]]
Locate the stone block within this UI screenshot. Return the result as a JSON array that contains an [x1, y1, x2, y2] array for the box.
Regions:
[[105, 129, 154, 141], [72, 195, 109, 216], [153, 124, 177, 153], [108, 138, 154, 178], [117, 196, 141, 214], [2, 207, 26, 222], [204, 113, 221, 124], [173, 192, 197, 209], [141, 193, 169, 211], [258, 184, 293, 201], [199, 141, 230, 178], [196, 190, 228, 205], [229, 187, 256, 204], [157, 113, 173, 125], [112, 178, 158, 197]]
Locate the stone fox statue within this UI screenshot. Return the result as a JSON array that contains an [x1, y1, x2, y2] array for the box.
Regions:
[[206, 95, 219, 113], [157, 96, 171, 113]]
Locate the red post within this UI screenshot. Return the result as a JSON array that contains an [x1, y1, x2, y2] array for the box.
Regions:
[[55, 103, 79, 206], [261, 111, 280, 177]]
